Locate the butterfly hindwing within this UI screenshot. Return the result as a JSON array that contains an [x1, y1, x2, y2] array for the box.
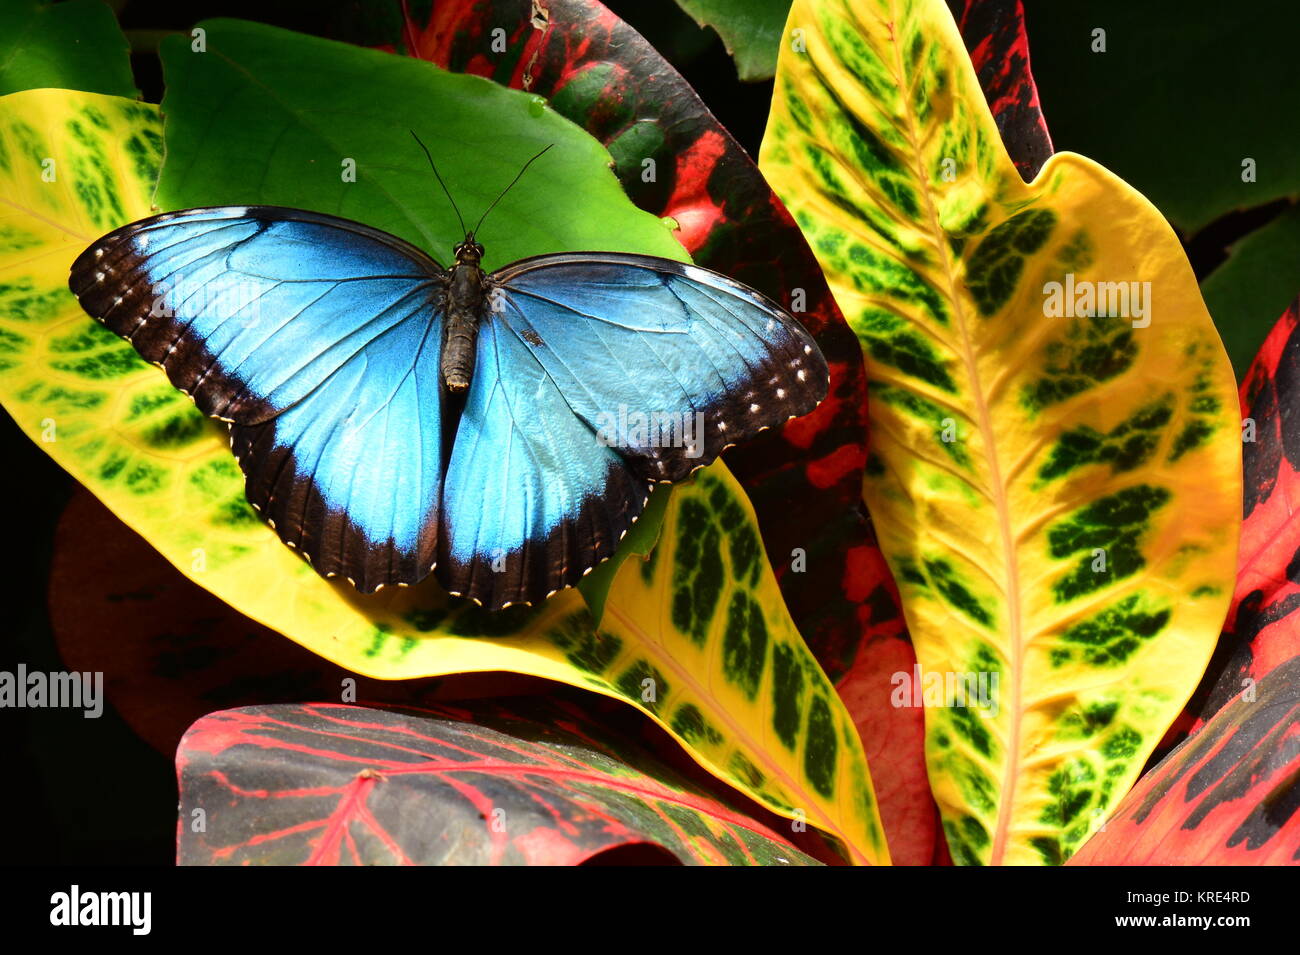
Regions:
[[70, 206, 448, 592], [440, 316, 649, 609], [490, 253, 829, 482], [228, 306, 446, 592]]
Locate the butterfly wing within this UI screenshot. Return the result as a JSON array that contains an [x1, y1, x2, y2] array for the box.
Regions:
[[488, 252, 829, 482], [439, 316, 648, 609], [69, 206, 448, 591]]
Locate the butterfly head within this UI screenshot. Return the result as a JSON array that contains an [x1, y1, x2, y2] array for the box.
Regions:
[[454, 234, 485, 266]]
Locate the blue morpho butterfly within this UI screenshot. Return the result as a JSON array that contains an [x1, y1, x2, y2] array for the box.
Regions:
[[68, 134, 829, 610]]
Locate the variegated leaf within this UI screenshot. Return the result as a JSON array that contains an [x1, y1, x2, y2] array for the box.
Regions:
[[1069, 655, 1300, 865], [597, 467, 889, 864], [760, 0, 1241, 864], [177, 701, 821, 865]]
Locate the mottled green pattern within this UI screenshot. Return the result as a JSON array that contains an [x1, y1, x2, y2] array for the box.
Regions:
[[761, 0, 1241, 864], [598, 469, 888, 863]]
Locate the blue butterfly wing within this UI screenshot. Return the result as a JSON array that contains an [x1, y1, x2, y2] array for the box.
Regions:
[[488, 252, 829, 482], [437, 252, 827, 608], [439, 316, 649, 609], [70, 207, 447, 592]]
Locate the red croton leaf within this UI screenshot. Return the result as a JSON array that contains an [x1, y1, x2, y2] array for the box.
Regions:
[[1154, 298, 1300, 755], [1073, 299, 1300, 864], [176, 700, 821, 865], [1198, 298, 1300, 726], [946, 0, 1053, 181]]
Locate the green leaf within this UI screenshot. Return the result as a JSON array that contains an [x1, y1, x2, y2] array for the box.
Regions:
[[761, 0, 1241, 864], [1201, 203, 1300, 380], [156, 19, 686, 273], [673, 0, 792, 81], [0, 0, 137, 98]]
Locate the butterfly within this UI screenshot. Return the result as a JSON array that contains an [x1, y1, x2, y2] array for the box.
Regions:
[[68, 137, 829, 610]]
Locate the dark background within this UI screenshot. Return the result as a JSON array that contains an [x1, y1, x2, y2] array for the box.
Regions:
[[2, 0, 1295, 865]]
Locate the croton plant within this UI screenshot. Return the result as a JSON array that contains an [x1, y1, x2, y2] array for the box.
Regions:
[[0, 0, 1294, 867]]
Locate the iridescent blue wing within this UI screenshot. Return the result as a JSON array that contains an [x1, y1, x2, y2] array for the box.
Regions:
[[439, 317, 649, 609], [69, 206, 448, 592], [488, 252, 828, 482], [437, 252, 827, 609]]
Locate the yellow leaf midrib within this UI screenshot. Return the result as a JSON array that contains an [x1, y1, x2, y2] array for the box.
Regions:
[[874, 1, 1023, 864]]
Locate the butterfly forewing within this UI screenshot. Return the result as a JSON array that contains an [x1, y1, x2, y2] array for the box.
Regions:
[[488, 252, 829, 483], [69, 207, 449, 592]]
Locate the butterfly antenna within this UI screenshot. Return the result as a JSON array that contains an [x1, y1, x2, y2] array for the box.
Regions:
[[410, 130, 467, 236], [473, 143, 554, 236]]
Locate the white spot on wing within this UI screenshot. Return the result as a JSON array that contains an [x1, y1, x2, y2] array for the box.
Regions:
[[681, 264, 717, 286]]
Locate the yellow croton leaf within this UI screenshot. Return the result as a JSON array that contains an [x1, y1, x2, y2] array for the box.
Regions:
[[760, 0, 1241, 864], [0, 88, 885, 864]]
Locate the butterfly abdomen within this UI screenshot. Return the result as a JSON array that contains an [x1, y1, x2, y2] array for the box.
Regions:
[[441, 262, 485, 392]]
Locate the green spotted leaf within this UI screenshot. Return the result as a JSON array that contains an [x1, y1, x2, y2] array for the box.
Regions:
[[760, 0, 1241, 864], [595, 466, 888, 864], [0, 0, 137, 98]]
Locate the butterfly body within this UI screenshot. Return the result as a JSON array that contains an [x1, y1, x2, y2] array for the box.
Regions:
[[441, 235, 486, 393], [70, 204, 828, 609]]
